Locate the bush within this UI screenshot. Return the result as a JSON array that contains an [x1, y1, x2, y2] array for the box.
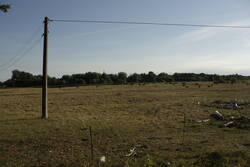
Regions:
[[195, 152, 228, 167]]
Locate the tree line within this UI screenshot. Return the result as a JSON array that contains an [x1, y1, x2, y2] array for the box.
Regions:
[[0, 69, 249, 88]]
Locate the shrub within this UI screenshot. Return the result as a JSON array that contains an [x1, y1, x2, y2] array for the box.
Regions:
[[195, 151, 228, 167]]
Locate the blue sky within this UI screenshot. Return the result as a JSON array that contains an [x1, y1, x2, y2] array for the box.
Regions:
[[1, 0, 250, 81]]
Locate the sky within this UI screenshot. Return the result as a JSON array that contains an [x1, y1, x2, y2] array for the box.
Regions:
[[1, 0, 250, 81]]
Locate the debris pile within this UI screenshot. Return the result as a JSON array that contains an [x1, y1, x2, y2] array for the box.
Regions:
[[224, 116, 250, 130], [204, 100, 250, 110], [206, 110, 250, 130], [192, 98, 250, 130]]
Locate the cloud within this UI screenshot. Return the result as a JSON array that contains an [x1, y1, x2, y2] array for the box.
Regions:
[[140, 19, 250, 75], [176, 51, 250, 74], [162, 19, 250, 49], [175, 28, 220, 43]]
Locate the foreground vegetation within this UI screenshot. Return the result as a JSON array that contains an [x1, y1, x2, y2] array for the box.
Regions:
[[1, 82, 250, 166]]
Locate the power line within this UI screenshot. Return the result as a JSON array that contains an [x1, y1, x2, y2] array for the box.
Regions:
[[0, 24, 43, 68], [0, 37, 42, 72], [50, 19, 250, 29]]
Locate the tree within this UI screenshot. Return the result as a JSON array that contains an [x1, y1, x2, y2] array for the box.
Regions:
[[100, 73, 113, 84], [61, 75, 72, 85], [108, 74, 118, 84], [33, 75, 42, 86], [146, 71, 157, 82], [157, 72, 171, 82], [0, 1, 10, 13], [127, 73, 141, 83], [117, 72, 127, 84], [3, 79, 14, 87], [71, 74, 86, 85], [83, 72, 101, 84], [11, 70, 34, 87]]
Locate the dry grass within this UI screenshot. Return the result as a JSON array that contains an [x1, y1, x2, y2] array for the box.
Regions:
[[1, 82, 250, 166]]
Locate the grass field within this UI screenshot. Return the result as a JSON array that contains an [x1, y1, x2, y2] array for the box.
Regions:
[[1, 82, 250, 167]]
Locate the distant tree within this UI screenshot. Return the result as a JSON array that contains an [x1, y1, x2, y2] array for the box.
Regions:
[[173, 73, 200, 82], [108, 74, 118, 84], [48, 77, 62, 86], [61, 75, 72, 85], [157, 72, 166, 82], [198, 73, 208, 81], [127, 73, 141, 83], [146, 71, 157, 82], [3, 79, 14, 87], [117, 72, 127, 84], [139, 73, 147, 83], [84, 72, 101, 84], [100, 73, 113, 84], [11, 70, 34, 87], [71, 74, 85, 85], [156, 72, 172, 82], [33, 75, 42, 86]]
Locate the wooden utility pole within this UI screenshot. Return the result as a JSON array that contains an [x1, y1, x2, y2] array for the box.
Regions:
[[89, 126, 94, 166], [42, 17, 49, 119]]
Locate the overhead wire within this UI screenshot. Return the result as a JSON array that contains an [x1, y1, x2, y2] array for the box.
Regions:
[[0, 23, 43, 68], [1, 18, 249, 73], [0, 36, 43, 72], [50, 19, 250, 29]]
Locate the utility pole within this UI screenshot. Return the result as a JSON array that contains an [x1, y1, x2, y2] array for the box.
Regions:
[[42, 17, 49, 119]]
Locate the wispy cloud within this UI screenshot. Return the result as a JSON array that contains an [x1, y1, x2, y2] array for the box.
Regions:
[[163, 19, 250, 49], [139, 19, 250, 74]]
